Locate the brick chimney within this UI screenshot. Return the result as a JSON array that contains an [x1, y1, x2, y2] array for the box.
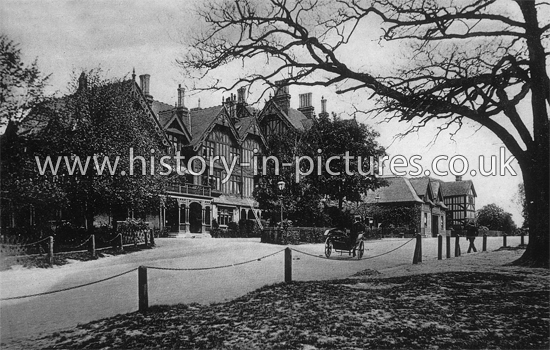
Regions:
[[298, 92, 314, 119], [319, 96, 329, 119], [223, 94, 237, 121], [272, 80, 291, 115], [176, 84, 189, 123], [139, 74, 153, 105], [237, 86, 247, 105]]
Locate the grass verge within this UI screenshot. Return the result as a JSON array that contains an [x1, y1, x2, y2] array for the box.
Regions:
[[23, 270, 550, 350]]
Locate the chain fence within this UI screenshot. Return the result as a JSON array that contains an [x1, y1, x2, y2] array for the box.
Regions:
[[291, 237, 415, 261], [1, 237, 420, 303], [145, 248, 286, 271], [56, 236, 92, 251], [1, 268, 137, 301]]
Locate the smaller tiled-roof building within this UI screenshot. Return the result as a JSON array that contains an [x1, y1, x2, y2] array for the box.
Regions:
[[361, 175, 477, 236], [363, 176, 448, 237]]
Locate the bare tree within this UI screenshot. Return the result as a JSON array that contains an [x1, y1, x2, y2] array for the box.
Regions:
[[180, 0, 549, 267]]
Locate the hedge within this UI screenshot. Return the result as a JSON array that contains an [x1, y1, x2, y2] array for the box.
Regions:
[[261, 227, 331, 245]]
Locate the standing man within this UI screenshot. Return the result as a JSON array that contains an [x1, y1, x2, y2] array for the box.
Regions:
[[466, 219, 478, 253], [350, 217, 363, 257]]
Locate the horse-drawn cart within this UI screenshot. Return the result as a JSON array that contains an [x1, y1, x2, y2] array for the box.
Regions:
[[324, 228, 365, 259]]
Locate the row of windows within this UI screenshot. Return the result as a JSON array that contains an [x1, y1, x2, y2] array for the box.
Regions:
[[168, 134, 183, 153], [201, 129, 261, 164], [262, 116, 286, 136], [218, 207, 233, 226], [200, 169, 256, 196], [445, 196, 464, 204], [242, 138, 260, 164], [444, 196, 475, 205], [451, 211, 475, 220]]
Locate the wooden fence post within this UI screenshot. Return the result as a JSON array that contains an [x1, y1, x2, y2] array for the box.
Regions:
[[90, 234, 96, 257], [437, 234, 442, 260], [482, 233, 487, 252], [446, 235, 451, 259], [138, 266, 148, 313], [455, 235, 461, 257], [418, 232, 422, 262], [285, 247, 292, 282], [413, 233, 422, 264], [48, 236, 54, 266], [503, 233, 507, 248]]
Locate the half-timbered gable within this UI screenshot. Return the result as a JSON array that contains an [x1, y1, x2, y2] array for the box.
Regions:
[[257, 81, 315, 140], [441, 176, 477, 228]]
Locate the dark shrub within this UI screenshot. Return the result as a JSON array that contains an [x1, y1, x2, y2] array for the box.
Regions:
[[152, 227, 169, 238], [55, 222, 88, 245], [227, 221, 239, 237], [212, 219, 219, 229], [238, 219, 248, 237], [325, 207, 353, 230]]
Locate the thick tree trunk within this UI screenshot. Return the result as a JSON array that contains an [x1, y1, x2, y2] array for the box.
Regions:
[[512, 0, 550, 268], [513, 158, 549, 268]]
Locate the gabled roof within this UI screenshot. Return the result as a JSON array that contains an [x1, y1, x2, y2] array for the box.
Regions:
[[183, 105, 224, 147], [257, 99, 313, 131], [150, 99, 268, 152], [128, 80, 171, 147], [162, 113, 192, 141], [239, 117, 267, 148], [182, 105, 241, 151], [364, 177, 424, 204], [14, 79, 169, 147], [409, 176, 448, 208], [287, 108, 312, 131], [157, 109, 173, 129], [151, 100, 174, 115], [16, 102, 60, 137], [234, 115, 255, 138], [441, 180, 477, 197], [409, 177, 431, 198]]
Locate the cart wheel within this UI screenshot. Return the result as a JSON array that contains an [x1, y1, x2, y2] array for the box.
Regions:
[[325, 240, 333, 258], [357, 241, 365, 259]]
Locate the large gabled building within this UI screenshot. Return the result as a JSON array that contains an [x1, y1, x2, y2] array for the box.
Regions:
[[1, 72, 321, 237], [131, 75, 318, 237]]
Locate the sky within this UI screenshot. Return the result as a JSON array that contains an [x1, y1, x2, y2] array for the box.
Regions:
[[1, 0, 528, 225]]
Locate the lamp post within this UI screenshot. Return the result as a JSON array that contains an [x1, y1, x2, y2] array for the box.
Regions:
[[374, 194, 380, 228], [277, 181, 286, 224]]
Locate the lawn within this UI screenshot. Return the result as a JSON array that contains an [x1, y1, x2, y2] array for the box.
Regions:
[[26, 266, 549, 349]]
